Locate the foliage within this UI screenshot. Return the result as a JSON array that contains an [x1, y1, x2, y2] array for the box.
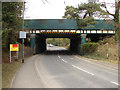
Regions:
[[63, 2, 108, 29], [63, 1, 119, 41], [80, 42, 99, 55], [100, 2, 119, 41], [46, 38, 70, 47], [81, 37, 118, 61], [2, 29, 12, 49], [2, 2, 23, 50]]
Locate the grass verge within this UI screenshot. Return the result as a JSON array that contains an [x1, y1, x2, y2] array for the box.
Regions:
[[2, 61, 21, 88], [84, 54, 118, 64]]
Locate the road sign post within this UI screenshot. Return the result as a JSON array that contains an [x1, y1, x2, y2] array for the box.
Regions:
[[19, 31, 26, 63], [22, 0, 25, 63]]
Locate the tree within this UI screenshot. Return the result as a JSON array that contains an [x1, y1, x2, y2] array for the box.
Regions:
[[101, 1, 119, 41], [2, 2, 23, 50], [63, 0, 119, 41], [63, 2, 108, 29]]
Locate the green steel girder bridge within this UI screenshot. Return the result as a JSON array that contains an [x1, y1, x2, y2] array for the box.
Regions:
[[24, 19, 115, 54]]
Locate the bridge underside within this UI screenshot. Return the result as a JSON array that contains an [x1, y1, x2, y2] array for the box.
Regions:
[[35, 34, 81, 54], [30, 33, 113, 54]]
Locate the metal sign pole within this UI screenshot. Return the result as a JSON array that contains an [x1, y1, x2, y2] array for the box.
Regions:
[[10, 44, 11, 63], [22, 0, 25, 63]]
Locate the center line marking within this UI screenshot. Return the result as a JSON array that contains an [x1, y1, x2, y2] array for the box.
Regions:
[[111, 81, 120, 86], [62, 59, 65, 61], [72, 65, 94, 76], [61, 59, 68, 63], [64, 61, 68, 63], [58, 56, 60, 58]]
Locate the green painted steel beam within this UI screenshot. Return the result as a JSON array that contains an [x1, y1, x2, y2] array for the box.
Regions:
[[24, 19, 114, 30]]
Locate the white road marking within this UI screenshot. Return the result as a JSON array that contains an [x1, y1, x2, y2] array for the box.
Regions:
[[110, 81, 120, 86], [61, 59, 68, 63], [72, 65, 94, 76], [58, 56, 60, 59], [63, 60, 68, 63], [61, 59, 65, 62]]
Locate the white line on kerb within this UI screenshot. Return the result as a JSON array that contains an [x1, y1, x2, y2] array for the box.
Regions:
[[111, 81, 120, 86], [72, 65, 94, 76]]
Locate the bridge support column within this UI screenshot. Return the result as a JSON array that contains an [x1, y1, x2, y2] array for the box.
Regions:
[[35, 35, 46, 54], [30, 34, 36, 54], [70, 37, 81, 53], [80, 34, 87, 55], [70, 34, 87, 54], [81, 34, 87, 44]]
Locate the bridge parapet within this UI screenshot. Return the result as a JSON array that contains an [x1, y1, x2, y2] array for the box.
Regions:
[[25, 19, 115, 34]]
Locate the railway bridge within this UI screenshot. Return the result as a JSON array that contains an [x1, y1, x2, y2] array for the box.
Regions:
[[24, 19, 115, 54]]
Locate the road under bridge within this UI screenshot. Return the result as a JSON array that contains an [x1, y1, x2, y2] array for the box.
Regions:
[[24, 19, 115, 54]]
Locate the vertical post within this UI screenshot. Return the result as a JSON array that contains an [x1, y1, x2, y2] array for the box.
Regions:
[[106, 43, 109, 59], [16, 42, 18, 60], [22, 39, 24, 63], [97, 46, 99, 56], [80, 34, 87, 55], [10, 51, 11, 63], [22, 0, 25, 63], [10, 44, 11, 63]]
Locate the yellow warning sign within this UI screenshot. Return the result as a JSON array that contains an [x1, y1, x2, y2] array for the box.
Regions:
[[10, 44, 19, 51]]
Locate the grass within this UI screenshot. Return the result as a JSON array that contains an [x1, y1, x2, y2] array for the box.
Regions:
[[84, 54, 118, 64], [80, 37, 118, 65], [2, 61, 21, 88]]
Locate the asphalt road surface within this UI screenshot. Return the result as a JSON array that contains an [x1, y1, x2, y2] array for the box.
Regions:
[[11, 46, 119, 88]]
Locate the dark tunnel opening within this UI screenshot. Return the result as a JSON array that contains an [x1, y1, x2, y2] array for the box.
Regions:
[[35, 34, 81, 55], [33, 33, 114, 55]]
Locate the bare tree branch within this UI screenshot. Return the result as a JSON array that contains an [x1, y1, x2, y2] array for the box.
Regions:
[[83, 12, 88, 19], [104, 3, 115, 17]]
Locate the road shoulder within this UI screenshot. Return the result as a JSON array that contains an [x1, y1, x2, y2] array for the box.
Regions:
[[74, 55, 118, 70]]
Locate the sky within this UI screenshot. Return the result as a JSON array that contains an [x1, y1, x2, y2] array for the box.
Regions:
[[24, 0, 115, 19]]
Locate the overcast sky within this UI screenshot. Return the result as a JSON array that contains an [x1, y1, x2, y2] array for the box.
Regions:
[[24, 0, 115, 19]]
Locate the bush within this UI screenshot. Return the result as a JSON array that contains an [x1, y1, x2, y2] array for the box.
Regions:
[[80, 42, 99, 55]]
